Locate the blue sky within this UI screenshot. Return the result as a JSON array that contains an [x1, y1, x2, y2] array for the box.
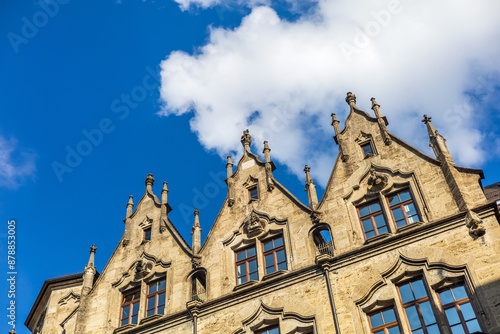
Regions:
[[1, 0, 499, 332]]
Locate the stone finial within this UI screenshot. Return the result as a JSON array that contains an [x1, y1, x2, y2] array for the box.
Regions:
[[88, 244, 97, 266], [161, 182, 168, 205], [241, 129, 252, 151], [371, 97, 391, 145], [331, 113, 340, 126], [192, 208, 202, 254], [371, 97, 382, 117], [9, 328, 16, 334], [345, 92, 357, 106], [422, 114, 432, 124], [126, 195, 134, 218], [263, 141, 271, 163], [304, 165, 318, 210], [145, 173, 155, 190]]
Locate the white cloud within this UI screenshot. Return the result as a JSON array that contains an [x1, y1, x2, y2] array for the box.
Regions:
[[0, 135, 36, 189], [160, 0, 500, 186]]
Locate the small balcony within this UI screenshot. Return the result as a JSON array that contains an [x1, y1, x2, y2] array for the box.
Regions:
[[315, 240, 334, 257], [192, 287, 206, 303]]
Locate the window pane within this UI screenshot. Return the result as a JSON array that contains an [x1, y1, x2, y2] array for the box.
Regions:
[[131, 315, 138, 324], [250, 272, 259, 281], [466, 319, 481, 332], [266, 266, 275, 275], [370, 202, 381, 213], [419, 301, 436, 325], [359, 206, 370, 217], [460, 302, 475, 321], [147, 309, 155, 317], [407, 215, 417, 224], [374, 331, 384, 334], [158, 292, 165, 306], [264, 240, 273, 252], [237, 264, 246, 276], [399, 191, 411, 202], [132, 302, 139, 315], [370, 312, 383, 328], [238, 276, 246, 284], [412, 329, 424, 334], [450, 324, 465, 334], [274, 237, 283, 247], [247, 247, 256, 258], [388, 194, 400, 205], [363, 144, 373, 155], [124, 294, 133, 303], [411, 280, 427, 299], [453, 286, 467, 300], [158, 305, 165, 315], [362, 219, 373, 231], [405, 306, 421, 330], [374, 214, 386, 228], [399, 283, 414, 303], [426, 324, 440, 334], [121, 318, 129, 326], [149, 283, 157, 294], [145, 229, 151, 240], [387, 326, 400, 334], [236, 250, 245, 262], [378, 226, 388, 234], [366, 231, 376, 239], [382, 309, 396, 323], [248, 259, 257, 273], [276, 249, 286, 263], [445, 307, 461, 325], [277, 262, 287, 271], [392, 208, 405, 222], [268, 328, 280, 334], [439, 289, 454, 305], [147, 296, 155, 310], [396, 220, 407, 228], [404, 203, 417, 217], [122, 306, 129, 319], [158, 279, 166, 291]]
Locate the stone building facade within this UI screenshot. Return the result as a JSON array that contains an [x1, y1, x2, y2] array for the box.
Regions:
[[25, 93, 500, 334]]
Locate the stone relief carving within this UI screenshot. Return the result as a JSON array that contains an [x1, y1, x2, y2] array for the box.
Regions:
[[367, 168, 389, 192], [244, 212, 266, 236], [466, 210, 486, 236]]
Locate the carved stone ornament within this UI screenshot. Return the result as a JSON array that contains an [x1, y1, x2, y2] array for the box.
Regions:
[[122, 239, 130, 247], [465, 210, 486, 236], [191, 256, 202, 269], [135, 259, 153, 279], [244, 212, 266, 236], [367, 168, 388, 191], [310, 211, 322, 224], [241, 129, 252, 147]]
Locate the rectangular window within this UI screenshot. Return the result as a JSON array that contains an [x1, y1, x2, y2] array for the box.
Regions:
[[249, 186, 259, 201], [263, 236, 287, 275], [236, 246, 258, 284], [255, 325, 280, 334], [146, 278, 166, 317], [387, 190, 420, 228], [398, 279, 439, 334], [368, 308, 401, 334], [438, 285, 482, 334], [358, 201, 388, 239], [144, 227, 151, 241], [121, 290, 140, 326], [362, 142, 374, 157]]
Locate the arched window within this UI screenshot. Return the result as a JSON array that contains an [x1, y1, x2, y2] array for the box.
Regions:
[[310, 224, 334, 256], [191, 270, 207, 302]]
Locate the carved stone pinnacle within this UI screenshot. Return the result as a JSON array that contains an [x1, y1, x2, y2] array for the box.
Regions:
[[241, 129, 252, 147], [90, 244, 97, 253], [422, 114, 432, 124], [345, 92, 356, 105], [145, 173, 155, 186]]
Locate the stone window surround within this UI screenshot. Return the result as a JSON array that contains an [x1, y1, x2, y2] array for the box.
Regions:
[[351, 183, 426, 243], [231, 229, 291, 287], [355, 255, 486, 334], [116, 271, 168, 328]]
